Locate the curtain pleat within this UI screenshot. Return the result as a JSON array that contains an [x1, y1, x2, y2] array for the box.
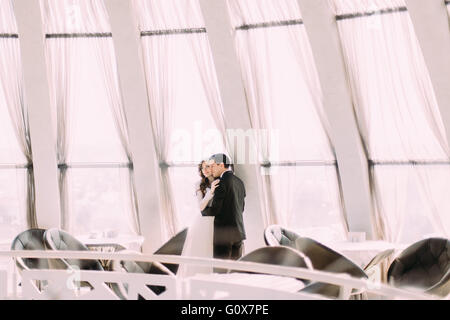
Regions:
[[46, 38, 77, 230], [142, 35, 179, 239], [187, 32, 233, 160], [0, 1, 36, 229], [91, 37, 141, 235]]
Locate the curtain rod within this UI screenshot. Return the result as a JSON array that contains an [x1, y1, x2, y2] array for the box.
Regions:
[[236, 19, 303, 31], [0, 33, 18, 38], [141, 27, 206, 37], [369, 160, 450, 166], [336, 6, 407, 21], [159, 160, 336, 168], [46, 32, 112, 39], [57, 162, 132, 169], [0, 164, 30, 169], [260, 160, 336, 167]]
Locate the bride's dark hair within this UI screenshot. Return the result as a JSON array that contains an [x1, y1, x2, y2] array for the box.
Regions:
[[198, 160, 211, 198]]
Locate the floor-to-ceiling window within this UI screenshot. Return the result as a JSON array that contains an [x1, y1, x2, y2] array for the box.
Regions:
[[133, 0, 228, 240], [40, 0, 140, 237], [0, 0, 35, 243], [331, 0, 450, 243], [227, 0, 348, 241]]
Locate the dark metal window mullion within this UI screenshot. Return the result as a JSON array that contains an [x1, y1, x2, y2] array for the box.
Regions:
[[335, 6, 407, 21], [235, 18, 303, 31], [369, 160, 450, 166], [0, 164, 29, 169], [141, 27, 206, 37], [261, 160, 337, 168], [57, 162, 132, 169], [45, 32, 112, 39], [0, 33, 18, 38]]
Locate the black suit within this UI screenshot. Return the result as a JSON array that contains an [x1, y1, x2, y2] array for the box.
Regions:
[[201, 170, 246, 260]]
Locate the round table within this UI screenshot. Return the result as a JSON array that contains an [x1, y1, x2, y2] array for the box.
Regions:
[[77, 235, 145, 270], [77, 235, 145, 252]]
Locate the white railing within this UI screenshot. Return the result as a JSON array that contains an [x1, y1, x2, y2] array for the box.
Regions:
[[0, 250, 438, 300]]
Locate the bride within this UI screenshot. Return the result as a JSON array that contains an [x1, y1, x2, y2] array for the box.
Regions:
[[196, 159, 220, 211]]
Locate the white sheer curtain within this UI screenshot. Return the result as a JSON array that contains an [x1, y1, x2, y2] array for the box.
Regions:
[[227, 0, 348, 240], [143, 34, 180, 238], [188, 34, 230, 155], [0, 0, 33, 234], [331, 0, 450, 242], [0, 41, 36, 228], [91, 37, 141, 235], [133, 0, 229, 239], [41, 0, 140, 235], [45, 38, 78, 230], [0, 0, 16, 33], [370, 166, 408, 243]]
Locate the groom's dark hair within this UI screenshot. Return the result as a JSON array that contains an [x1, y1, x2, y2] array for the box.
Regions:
[[209, 153, 232, 168]]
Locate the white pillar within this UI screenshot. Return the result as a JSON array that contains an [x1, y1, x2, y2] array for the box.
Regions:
[[405, 0, 450, 146], [297, 0, 374, 238], [13, 0, 61, 228], [105, 0, 163, 253], [199, 0, 266, 251]]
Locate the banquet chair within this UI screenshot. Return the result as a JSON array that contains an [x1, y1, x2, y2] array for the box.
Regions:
[[10, 228, 54, 291], [264, 225, 300, 248], [387, 237, 450, 297], [153, 227, 188, 274], [227, 246, 313, 288], [295, 237, 368, 299], [11, 229, 50, 272], [43, 228, 104, 272], [43, 228, 104, 291], [110, 228, 188, 299]]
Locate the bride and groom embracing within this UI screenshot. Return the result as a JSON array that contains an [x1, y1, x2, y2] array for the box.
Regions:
[[195, 153, 246, 264]]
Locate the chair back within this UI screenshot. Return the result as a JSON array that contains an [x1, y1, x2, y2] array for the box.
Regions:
[[229, 246, 312, 284], [296, 237, 366, 277], [11, 228, 49, 271], [364, 248, 395, 271], [264, 225, 300, 248], [239, 246, 310, 269], [387, 238, 450, 296], [295, 237, 367, 299], [154, 228, 188, 274], [44, 228, 103, 271]]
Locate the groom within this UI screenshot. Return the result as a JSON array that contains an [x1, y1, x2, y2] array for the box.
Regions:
[[201, 153, 246, 261]]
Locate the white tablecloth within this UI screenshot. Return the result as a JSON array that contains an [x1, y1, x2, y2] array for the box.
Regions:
[[77, 235, 145, 252]]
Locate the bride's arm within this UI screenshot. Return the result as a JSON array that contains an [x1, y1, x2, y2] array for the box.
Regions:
[[197, 188, 214, 212]]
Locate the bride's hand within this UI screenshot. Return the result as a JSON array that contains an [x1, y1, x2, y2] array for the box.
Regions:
[[210, 179, 220, 194]]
